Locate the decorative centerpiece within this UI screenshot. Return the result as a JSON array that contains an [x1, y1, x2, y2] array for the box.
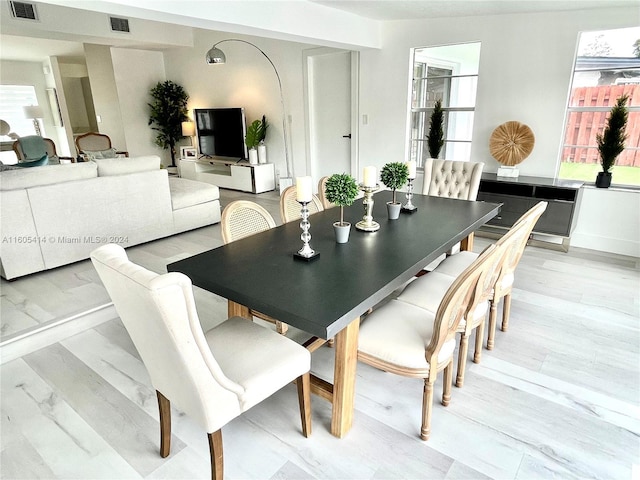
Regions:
[[324, 173, 359, 243], [402, 160, 418, 213], [380, 162, 409, 220], [595, 94, 629, 188], [356, 166, 381, 232], [489, 120, 535, 178], [293, 176, 319, 261]]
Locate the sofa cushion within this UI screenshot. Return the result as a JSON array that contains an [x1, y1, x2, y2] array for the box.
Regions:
[[169, 177, 220, 210], [0, 162, 97, 191], [84, 148, 117, 161], [95, 155, 161, 176]]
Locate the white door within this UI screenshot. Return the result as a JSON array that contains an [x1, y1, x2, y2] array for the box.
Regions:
[[305, 49, 357, 189]]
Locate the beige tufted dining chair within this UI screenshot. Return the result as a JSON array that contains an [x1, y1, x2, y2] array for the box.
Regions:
[[221, 200, 289, 335], [75, 132, 128, 158], [433, 201, 548, 350], [358, 243, 497, 440], [421, 159, 484, 200], [91, 244, 311, 480], [280, 185, 324, 224]]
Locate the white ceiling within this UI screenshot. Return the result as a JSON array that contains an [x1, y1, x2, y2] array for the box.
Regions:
[[311, 0, 638, 20]]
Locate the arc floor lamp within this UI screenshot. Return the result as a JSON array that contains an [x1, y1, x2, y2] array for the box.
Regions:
[[206, 39, 293, 189]]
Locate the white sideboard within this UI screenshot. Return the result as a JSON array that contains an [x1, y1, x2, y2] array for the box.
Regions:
[[179, 158, 275, 194]]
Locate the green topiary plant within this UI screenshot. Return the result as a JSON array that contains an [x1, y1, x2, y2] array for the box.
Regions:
[[325, 173, 359, 226], [148, 80, 189, 167], [426, 99, 444, 159], [597, 93, 629, 174], [380, 162, 409, 204]]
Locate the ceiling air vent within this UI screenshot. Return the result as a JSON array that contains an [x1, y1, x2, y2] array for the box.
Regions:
[[109, 16, 130, 33], [10, 1, 38, 20]]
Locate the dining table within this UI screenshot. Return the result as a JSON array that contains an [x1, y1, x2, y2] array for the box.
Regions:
[[167, 190, 500, 438]]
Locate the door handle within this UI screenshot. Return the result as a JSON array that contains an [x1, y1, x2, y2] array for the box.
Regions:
[[342, 134, 351, 139]]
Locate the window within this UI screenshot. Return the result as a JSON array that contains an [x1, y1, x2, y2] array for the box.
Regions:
[[0, 84, 40, 139], [559, 27, 640, 187], [409, 42, 481, 167]]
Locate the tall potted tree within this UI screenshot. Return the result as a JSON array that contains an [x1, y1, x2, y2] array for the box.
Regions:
[[148, 81, 189, 168], [380, 162, 409, 220], [595, 93, 629, 188], [426, 99, 445, 159], [324, 173, 359, 243]]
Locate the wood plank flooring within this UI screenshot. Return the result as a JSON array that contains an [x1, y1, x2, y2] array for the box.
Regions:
[[1, 189, 639, 479]]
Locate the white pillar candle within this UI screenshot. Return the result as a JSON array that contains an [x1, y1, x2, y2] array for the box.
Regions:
[[363, 166, 377, 187], [296, 176, 313, 202], [407, 160, 417, 179]]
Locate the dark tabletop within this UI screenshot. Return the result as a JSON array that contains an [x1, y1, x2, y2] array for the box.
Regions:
[[168, 191, 500, 338]]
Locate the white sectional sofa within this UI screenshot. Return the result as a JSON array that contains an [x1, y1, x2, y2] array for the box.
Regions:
[[0, 155, 221, 280]]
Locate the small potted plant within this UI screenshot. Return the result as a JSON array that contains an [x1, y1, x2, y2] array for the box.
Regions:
[[245, 119, 264, 164], [324, 173, 359, 243], [380, 162, 409, 220], [257, 115, 269, 163], [595, 94, 629, 188], [426, 98, 444, 159]]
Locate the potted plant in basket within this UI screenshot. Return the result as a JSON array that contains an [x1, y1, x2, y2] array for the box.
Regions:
[[324, 173, 359, 243], [245, 119, 264, 164], [595, 93, 629, 188], [380, 162, 409, 220], [426, 98, 444, 159], [257, 115, 269, 163]]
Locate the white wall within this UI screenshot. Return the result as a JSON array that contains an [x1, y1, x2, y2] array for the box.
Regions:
[[163, 30, 324, 180], [357, 7, 639, 257], [111, 48, 166, 161]]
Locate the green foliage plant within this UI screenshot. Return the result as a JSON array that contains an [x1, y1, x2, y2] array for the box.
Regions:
[[324, 173, 359, 226], [380, 162, 409, 204], [258, 115, 269, 143], [148, 80, 189, 166], [426, 99, 445, 159], [245, 120, 262, 150], [596, 94, 629, 173]]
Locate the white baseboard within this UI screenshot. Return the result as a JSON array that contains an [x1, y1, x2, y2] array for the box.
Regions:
[[1, 303, 117, 364]]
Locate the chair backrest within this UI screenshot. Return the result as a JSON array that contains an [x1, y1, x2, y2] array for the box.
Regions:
[[90, 244, 243, 432], [317, 176, 334, 209], [221, 200, 277, 244], [13, 136, 57, 162], [495, 201, 548, 287], [426, 244, 497, 369], [280, 185, 324, 223], [421, 159, 484, 200], [75, 132, 112, 154]]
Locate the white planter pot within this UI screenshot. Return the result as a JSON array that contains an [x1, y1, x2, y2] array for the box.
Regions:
[[258, 144, 267, 164], [387, 202, 401, 220], [248, 148, 258, 164], [333, 222, 351, 243]]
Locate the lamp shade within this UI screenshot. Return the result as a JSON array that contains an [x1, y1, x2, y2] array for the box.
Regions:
[[181, 121, 195, 137], [205, 46, 226, 64], [23, 105, 43, 119]]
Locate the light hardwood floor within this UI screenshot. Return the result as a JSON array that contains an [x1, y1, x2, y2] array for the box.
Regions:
[[1, 189, 639, 479]]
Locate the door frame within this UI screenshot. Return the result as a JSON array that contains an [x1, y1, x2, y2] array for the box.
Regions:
[[302, 47, 360, 182]]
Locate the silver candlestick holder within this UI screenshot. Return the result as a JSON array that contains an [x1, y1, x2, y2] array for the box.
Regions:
[[402, 177, 418, 213], [355, 184, 381, 232], [293, 201, 320, 262]]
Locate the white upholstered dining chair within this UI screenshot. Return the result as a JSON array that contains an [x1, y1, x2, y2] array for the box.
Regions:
[[280, 185, 324, 224], [357, 244, 497, 440], [421, 159, 484, 200], [221, 200, 288, 334], [433, 201, 548, 349], [90, 244, 311, 480]]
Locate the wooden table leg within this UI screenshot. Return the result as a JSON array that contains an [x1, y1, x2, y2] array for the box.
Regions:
[[460, 232, 474, 252], [228, 300, 250, 319], [331, 316, 360, 438]]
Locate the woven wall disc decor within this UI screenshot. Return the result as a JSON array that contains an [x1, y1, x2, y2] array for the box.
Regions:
[[489, 121, 535, 166]]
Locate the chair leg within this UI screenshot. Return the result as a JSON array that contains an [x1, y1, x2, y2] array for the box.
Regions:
[[275, 321, 288, 335], [296, 373, 312, 437], [455, 333, 469, 388], [473, 320, 485, 364], [208, 430, 223, 480], [442, 361, 452, 406], [421, 378, 435, 441], [156, 391, 171, 458], [501, 293, 512, 332], [487, 299, 498, 350]]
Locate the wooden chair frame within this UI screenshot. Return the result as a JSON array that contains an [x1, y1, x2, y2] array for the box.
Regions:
[[280, 185, 324, 224]]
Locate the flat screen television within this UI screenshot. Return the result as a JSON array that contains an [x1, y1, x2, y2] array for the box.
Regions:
[[194, 108, 248, 160]]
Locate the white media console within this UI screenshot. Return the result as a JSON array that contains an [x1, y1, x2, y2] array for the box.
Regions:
[[179, 157, 275, 194]]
